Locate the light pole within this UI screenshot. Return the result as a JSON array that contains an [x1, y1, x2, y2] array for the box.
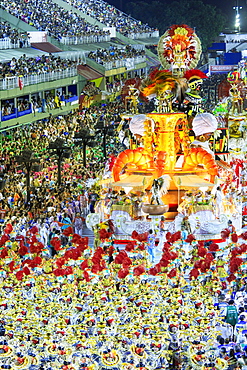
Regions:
[[47, 138, 71, 186], [73, 129, 96, 167], [233, 1, 242, 32], [95, 119, 116, 159], [15, 149, 41, 203]]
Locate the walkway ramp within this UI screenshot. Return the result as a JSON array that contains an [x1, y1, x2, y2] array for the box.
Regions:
[[31, 42, 62, 53]]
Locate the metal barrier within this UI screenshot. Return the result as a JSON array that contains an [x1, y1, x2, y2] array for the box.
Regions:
[[102, 56, 146, 71], [127, 31, 159, 39], [0, 67, 78, 91], [59, 51, 87, 64], [60, 34, 111, 45], [0, 37, 31, 50]]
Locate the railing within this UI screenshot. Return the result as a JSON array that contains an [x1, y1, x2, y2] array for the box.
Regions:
[[60, 34, 111, 45], [127, 31, 159, 40], [132, 44, 145, 51], [0, 37, 31, 49], [59, 51, 87, 64], [99, 56, 146, 71], [0, 67, 77, 91]]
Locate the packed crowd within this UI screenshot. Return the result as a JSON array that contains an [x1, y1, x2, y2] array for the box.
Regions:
[[17, 98, 30, 112], [0, 0, 110, 43], [61, 0, 157, 37], [87, 45, 145, 66], [2, 93, 62, 118], [1, 101, 15, 117], [106, 77, 124, 93], [0, 54, 77, 79], [0, 98, 124, 209], [81, 81, 101, 98], [0, 20, 30, 48]]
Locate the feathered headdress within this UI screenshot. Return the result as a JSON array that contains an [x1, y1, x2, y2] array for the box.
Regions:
[[184, 69, 207, 81], [141, 70, 187, 104], [158, 24, 202, 71]]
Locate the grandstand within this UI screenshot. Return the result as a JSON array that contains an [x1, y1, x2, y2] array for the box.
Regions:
[[0, 0, 159, 130]]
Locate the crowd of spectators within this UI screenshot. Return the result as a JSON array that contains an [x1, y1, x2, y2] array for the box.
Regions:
[[146, 44, 158, 55], [87, 45, 145, 66], [0, 99, 124, 216], [1, 89, 81, 118], [1, 101, 14, 117], [0, 53, 77, 79], [17, 98, 30, 112], [62, 0, 157, 37], [1, 98, 31, 116], [2, 98, 43, 118], [81, 81, 101, 98], [106, 77, 124, 93], [0, 0, 110, 43], [31, 95, 43, 113], [0, 20, 30, 48]]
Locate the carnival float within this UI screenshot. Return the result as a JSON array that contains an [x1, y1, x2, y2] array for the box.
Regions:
[[87, 24, 247, 240]]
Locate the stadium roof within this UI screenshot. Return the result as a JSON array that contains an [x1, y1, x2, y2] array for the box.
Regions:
[[0, 47, 49, 63]]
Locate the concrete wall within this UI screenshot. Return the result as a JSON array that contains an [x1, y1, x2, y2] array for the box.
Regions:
[[0, 76, 80, 100]]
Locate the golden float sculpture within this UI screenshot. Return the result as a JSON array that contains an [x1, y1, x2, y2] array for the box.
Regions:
[[108, 25, 223, 220], [112, 113, 217, 182]]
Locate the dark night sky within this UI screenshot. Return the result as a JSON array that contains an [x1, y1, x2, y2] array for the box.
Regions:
[[206, 0, 244, 15], [107, 0, 247, 32], [107, 0, 244, 18]]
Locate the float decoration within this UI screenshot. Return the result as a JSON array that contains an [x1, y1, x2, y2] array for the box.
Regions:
[[182, 147, 218, 178], [141, 70, 187, 113], [183, 69, 208, 116], [112, 112, 190, 182], [157, 24, 202, 76], [102, 24, 234, 235], [142, 175, 171, 215], [121, 77, 141, 114]]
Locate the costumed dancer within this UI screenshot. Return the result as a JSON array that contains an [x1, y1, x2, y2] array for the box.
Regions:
[[176, 112, 218, 180], [146, 229, 156, 264], [158, 215, 166, 250]]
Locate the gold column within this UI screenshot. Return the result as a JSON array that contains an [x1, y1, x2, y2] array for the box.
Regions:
[[147, 113, 187, 171]]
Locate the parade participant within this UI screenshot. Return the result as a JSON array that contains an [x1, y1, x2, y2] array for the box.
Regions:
[[183, 69, 208, 116], [190, 112, 218, 155], [158, 216, 166, 249], [74, 212, 84, 236], [215, 186, 224, 219], [225, 300, 239, 341], [228, 220, 236, 234], [146, 229, 156, 263], [176, 112, 218, 169]]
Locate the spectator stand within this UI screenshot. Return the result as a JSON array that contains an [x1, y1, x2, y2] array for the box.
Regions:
[[0, 20, 31, 49], [1, 0, 111, 46], [85, 44, 146, 71], [0, 54, 78, 91], [59, 0, 158, 40]]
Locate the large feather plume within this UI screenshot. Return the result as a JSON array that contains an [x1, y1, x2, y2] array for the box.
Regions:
[[159, 174, 172, 196], [141, 69, 187, 104]]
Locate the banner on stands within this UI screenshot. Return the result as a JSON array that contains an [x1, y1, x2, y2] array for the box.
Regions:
[[210, 65, 236, 74]]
